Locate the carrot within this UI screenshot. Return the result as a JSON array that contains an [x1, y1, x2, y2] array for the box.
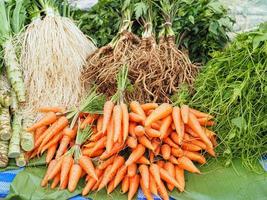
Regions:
[[202, 127, 216, 138], [98, 155, 116, 170], [129, 112, 144, 123], [35, 126, 47, 140], [149, 152, 155, 163], [145, 103, 173, 127], [140, 178, 153, 200], [182, 142, 202, 152], [170, 131, 179, 145], [80, 114, 96, 129], [155, 146, 160, 156], [100, 143, 124, 160], [78, 156, 98, 180], [137, 156, 150, 165], [90, 136, 107, 154], [125, 144, 146, 166], [128, 174, 140, 200], [145, 127, 161, 138], [41, 159, 56, 187], [40, 131, 63, 154], [171, 147, 183, 157], [121, 176, 129, 194], [29, 148, 38, 160], [185, 126, 199, 138], [188, 113, 213, 148], [157, 180, 169, 200], [160, 115, 172, 139], [130, 101, 146, 119], [138, 135, 154, 150], [126, 136, 137, 149], [90, 130, 104, 142], [134, 125, 145, 136], [56, 127, 77, 158], [189, 108, 213, 119], [178, 156, 200, 173], [163, 137, 179, 148], [149, 173, 158, 195], [190, 139, 207, 150], [68, 163, 82, 192], [93, 165, 111, 191], [46, 143, 57, 163], [107, 179, 115, 194], [97, 116, 104, 132], [210, 135, 218, 147], [82, 169, 103, 196], [83, 148, 105, 158], [60, 155, 73, 189], [141, 103, 158, 111], [48, 158, 64, 180], [51, 173, 60, 189], [172, 107, 184, 144], [128, 122, 136, 137], [175, 166, 185, 192], [127, 163, 137, 177], [181, 105, 189, 124], [169, 155, 179, 165], [161, 144, 171, 160], [159, 167, 181, 189], [152, 139, 160, 151], [197, 117, 215, 126], [106, 116, 114, 153], [157, 160, 165, 168], [114, 165, 127, 188], [39, 116, 69, 149], [83, 141, 96, 149], [121, 103, 129, 141], [171, 123, 175, 130], [206, 147, 216, 157], [27, 112, 57, 132], [139, 164, 149, 188], [102, 100, 114, 133], [98, 156, 125, 190], [164, 162, 175, 191], [151, 122, 161, 130], [38, 107, 65, 113], [113, 105, 122, 142], [183, 151, 206, 164]]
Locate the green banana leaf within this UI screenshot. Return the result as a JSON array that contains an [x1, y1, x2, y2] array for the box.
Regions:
[[6, 159, 267, 200]]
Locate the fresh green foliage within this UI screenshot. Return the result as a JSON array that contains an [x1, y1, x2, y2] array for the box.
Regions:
[[73, 0, 233, 63], [190, 23, 267, 172]]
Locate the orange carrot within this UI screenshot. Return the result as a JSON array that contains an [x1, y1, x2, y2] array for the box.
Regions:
[[35, 126, 48, 140], [48, 158, 64, 180], [157, 160, 165, 168], [97, 116, 103, 132], [138, 136, 154, 150], [129, 122, 136, 137], [121, 176, 130, 194], [172, 107, 184, 144], [164, 162, 175, 191], [189, 108, 213, 119], [27, 112, 57, 132], [206, 147, 216, 157], [190, 139, 207, 150], [129, 112, 145, 123], [140, 178, 153, 200], [38, 107, 65, 113], [41, 159, 56, 187], [159, 167, 181, 189], [113, 105, 122, 142], [182, 142, 202, 152], [137, 156, 150, 165], [170, 131, 180, 144], [198, 118, 215, 126], [98, 155, 115, 170], [102, 100, 114, 133], [155, 146, 160, 156], [100, 143, 124, 160], [185, 126, 199, 138], [171, 147, 183, 157], [68, 163, 82, 192], [114, 165, 127, 188], [126, 136, 138, 149], [46, 143, 57, 163], [161, 144, 171, 160], [83, 148, 105, 158], [145, 103, 173, 127], [80, 114, 96, 129], [78, 156, 98, 180], [139, 164, 149, 188], [83, 141, 96, 149], [90, 136, 107, 154], [149, 152, 155, 163], [160, 115, 172, 139], [39, 116, 69, 149], [93, 165, 111, 191], [40, 131, 63, 154], [125, 144, 145, 166], [183, 151, 206, 164], [151, 122, 161, 130], [51, 173, 60, 189], [60, 155, 73, 189], [178, 156, 200, 173], [106, 116, 114, 153], [107, 179, 115, 194], [134, 125, 145, 136], [145, 127, 161, 138], [169, 155, 179, 165], [127, 163, 137, 177], [149, 173, 158, 195], [181, 105, 189, 124], [130, 101, 146, 119], [175, 166, 185, 192], [188, 113, 213, 148], [128, 174, 140, 200], [82, 169, 103, 196], [141, 103, 158, 111], [121, 103, 129, 142], [163, 137, 179, 148]]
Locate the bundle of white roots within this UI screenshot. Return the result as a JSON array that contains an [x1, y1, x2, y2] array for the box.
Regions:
[[21, 14, 96, 113]]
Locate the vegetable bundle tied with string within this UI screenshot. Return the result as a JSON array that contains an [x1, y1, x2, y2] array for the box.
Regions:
[[20, 0, 96, 113]]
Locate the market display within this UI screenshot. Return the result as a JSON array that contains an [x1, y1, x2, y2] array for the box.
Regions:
[[0, 0, 266, 199]]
